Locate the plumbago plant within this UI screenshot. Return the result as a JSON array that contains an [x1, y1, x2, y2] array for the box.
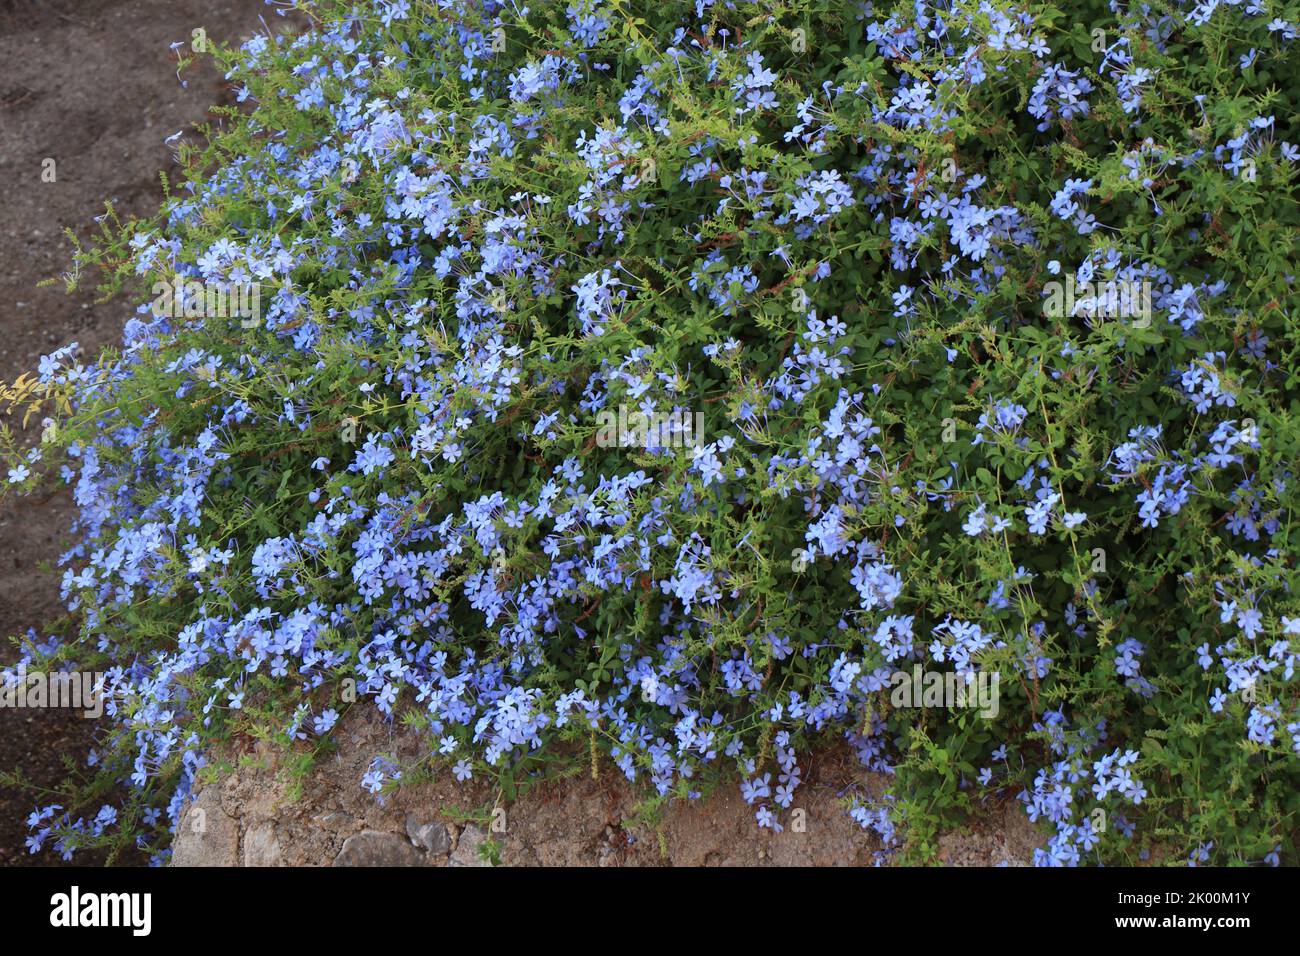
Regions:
[[2, 0, 1299, 866]]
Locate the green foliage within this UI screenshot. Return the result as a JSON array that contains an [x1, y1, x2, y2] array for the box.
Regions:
[[2, 0, 1299, 865]]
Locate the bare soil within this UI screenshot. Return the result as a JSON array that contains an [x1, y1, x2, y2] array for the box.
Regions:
[[0, 0, 278, 866], [172, 704, 1044, 867]]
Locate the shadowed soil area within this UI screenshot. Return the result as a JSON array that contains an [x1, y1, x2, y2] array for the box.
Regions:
[[0, 0, 276, 866]]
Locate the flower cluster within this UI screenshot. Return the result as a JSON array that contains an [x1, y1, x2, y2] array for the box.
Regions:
[[3, 0, 1299, 866]]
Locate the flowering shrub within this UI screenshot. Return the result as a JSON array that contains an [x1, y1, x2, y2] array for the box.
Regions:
[[3, 0, 1300, 865]]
